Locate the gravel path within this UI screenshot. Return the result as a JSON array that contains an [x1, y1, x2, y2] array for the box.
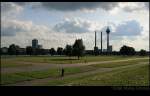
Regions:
[[6, 62, 148, 86], [1, 57, 148, 74]]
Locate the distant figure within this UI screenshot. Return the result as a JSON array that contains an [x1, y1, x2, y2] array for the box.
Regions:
[[61, 68, 64, 77]]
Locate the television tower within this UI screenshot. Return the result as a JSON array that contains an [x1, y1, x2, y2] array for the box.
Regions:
[[106, 27, 110, 52]]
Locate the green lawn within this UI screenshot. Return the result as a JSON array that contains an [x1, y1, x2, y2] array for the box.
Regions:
[[1, 59, 32, 68], [46, 64, 149, 86], [1, 55, 148, 67], [1, 66, 97, 85], [90, 59, 149, 68], [1, 55, 149, 86]]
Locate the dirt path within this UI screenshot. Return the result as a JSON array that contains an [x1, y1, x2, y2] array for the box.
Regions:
[[1, 57, 149, 74], [7, 62, 148, 86]]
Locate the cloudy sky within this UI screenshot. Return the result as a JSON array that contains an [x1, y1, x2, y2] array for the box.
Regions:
[[1, 2, 149, 51]]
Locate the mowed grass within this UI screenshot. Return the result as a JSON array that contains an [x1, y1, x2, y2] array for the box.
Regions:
[[91, 59, 149, 68], [1, 66, 97, 85], [1, 58, 149, 85], [1, 55, 149, 86], [1, 55, 148, 67], [46, 64, 149, 86], [1, 59, 32, 68]]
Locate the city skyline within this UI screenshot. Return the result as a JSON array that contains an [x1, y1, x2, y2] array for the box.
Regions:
[[1, 2, 149, 51]]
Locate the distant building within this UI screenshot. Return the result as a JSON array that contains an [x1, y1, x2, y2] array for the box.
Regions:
[[32, 39, 38, 48], [38, 45, 42, 49], [85, 50, 93, 55], [103, 49, 107, 52], [18, 48, 26, 55]]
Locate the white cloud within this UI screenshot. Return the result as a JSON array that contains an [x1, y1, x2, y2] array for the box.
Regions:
[[53, 18, 98, 33], [1, 2, 23, 18], [113, 20, 143, 36]]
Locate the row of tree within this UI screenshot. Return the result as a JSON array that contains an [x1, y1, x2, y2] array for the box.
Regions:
[[120, 45, 147, 56], [8, 44, 20, 55], [1, 40, 148, 58], [1, 39, 85, 59], [42, 39, 85, 59]]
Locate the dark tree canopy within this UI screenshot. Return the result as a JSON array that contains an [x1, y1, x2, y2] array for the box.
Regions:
[[120, 45, 135, 56], [57, 47, 63, 55], [139, 49, 147, 56], [72, 39, 85, 59], [49, 48, 56, 56], [64, 45, 72, 57], [26, 46, 33, 55], [8, 44, 20, 55]]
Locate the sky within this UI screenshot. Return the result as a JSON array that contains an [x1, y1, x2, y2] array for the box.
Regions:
[[1, 2, 149, 51]]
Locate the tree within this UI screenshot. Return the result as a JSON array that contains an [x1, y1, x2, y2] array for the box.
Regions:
[[50, 48, 56, 56], [72, 39, 85, 60], [8, 44, 20, 55], [64, 45, 72, 57], [139, 49, 147, 56], [120, 45, 135, 56], [26, 46, 33, 55], [57, 47, 63, 55], [129, 47, 135, 55]]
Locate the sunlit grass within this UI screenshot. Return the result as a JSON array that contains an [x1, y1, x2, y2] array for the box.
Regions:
[[46, 64, 149, 86]]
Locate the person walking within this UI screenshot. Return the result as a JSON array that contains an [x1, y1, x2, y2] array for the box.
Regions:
[[61, 68, 64, 77]]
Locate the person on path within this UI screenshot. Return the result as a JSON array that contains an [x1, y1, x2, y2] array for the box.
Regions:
[[61, 68, 64, 77]]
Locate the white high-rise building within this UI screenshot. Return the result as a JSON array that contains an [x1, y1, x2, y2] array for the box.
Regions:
[[32, 39, 38, 48]]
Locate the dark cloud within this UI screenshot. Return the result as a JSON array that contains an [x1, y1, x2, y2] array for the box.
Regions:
[[13, 2, 119, 11], [144, 2, 149, 10], [113, 20, 143, 36], [121, 2, 149, 12], [53, 18, 92, 33], [39, 2, 119, 11], [122, 6, 137, 12], [14, 2, 27, 6], [11, 2, 149, 12]]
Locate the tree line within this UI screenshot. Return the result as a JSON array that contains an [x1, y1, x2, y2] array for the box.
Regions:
[[1, 39, 85, 59], [1, 40, 148, 58]]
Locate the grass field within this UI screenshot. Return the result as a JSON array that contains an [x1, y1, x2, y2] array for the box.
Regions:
[[0, 55, 149, 86], [1, 66, 97, 85], [56, 64, 149, 86], [1, 55, 148, 67]]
